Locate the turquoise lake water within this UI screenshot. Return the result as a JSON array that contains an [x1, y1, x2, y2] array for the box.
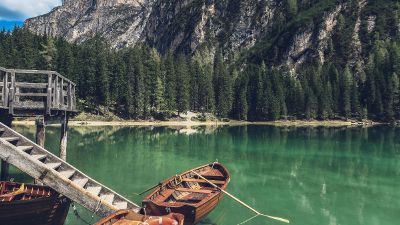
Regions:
[[11, 125, 400, 225]]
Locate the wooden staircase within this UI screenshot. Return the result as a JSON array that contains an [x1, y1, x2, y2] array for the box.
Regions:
[[0, 122, 140, 217]]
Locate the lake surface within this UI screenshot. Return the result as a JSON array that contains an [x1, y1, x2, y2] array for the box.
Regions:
[[11, 125, 400, 225]]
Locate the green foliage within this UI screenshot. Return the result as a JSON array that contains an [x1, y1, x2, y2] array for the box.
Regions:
[[1, 24, 399, 122]]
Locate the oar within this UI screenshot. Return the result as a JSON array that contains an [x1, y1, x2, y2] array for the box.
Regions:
[[191, 170, 290, 224], [133, 183, 161, 196]]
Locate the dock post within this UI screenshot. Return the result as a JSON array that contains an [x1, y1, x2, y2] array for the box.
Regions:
[[60, 113, 69, 161], [35, 116, 46, 147], [0, 114, 13, 181]]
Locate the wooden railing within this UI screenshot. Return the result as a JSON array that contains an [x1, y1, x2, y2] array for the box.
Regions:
[[0, 66, 76, 115]]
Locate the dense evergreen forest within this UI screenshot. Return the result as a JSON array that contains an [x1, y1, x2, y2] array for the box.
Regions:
[[0, 28, 399, 122]]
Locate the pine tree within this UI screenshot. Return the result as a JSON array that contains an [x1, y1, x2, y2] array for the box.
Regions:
[[164, 52, 176, 111], [213, 51, 233, 118], [39, 37, 57, 70], [340, 67, 352, 118], [233, 74, 248, 120], [175, 55, 190, 115]]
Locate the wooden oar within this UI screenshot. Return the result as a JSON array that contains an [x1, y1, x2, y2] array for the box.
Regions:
[[191, 170, 290, 224], [132, 183, 161, 196]]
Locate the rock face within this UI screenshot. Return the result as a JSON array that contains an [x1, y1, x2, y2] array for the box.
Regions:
[[25, 0, 397, 73], [25, 0, 156, 48]]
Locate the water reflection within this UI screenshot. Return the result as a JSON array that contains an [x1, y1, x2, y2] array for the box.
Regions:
[[11, 125, 400, 225]]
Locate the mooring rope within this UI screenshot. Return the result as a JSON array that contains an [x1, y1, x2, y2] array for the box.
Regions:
[[72, 203, 92, 225], [237, 214, 259, 225]]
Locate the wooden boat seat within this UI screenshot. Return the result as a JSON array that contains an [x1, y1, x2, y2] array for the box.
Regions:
[[113, 219, 141, 225], [198, 168, 224, 179], [175, 188, 213, 194], [182, 178, 225, 185], [155, 189, 176, 202]]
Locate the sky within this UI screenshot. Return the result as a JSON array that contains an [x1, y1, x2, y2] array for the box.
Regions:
[[0, 0, 61, 31]]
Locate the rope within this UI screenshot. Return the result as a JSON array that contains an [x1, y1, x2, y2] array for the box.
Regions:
[[92, 198, 102, 218], [72, 203, 92, 225], [237, 215, 259, 225], [191, 170, 290, 224]]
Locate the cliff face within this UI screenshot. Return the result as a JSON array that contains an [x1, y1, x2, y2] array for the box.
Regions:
[[25, 0, 399, 73]]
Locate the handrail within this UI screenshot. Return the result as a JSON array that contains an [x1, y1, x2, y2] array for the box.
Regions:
[[0, 66, 77, 114], [0, 67, 75, 86]]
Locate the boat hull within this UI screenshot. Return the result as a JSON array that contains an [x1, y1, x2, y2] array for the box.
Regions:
[[0, 182, 70, 225], [0, 195, 70, 225], [142, 163, 230, 225]]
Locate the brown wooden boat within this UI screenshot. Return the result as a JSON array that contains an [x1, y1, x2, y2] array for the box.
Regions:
[[142, 163, 230, 225], [94, 209, 184, 225], [0, 181, 71, 225]]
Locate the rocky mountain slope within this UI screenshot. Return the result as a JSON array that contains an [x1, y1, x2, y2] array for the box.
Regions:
[[25, 0, 399, 73]]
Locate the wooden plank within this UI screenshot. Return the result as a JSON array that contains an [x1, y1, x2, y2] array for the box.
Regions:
[[86, 186, 102, 196], [182, 178, 225, 185], [60, 79, 64, 106], [32, 154, 47, 161], [45, 162, 62, 170], [15, 93, 48, 97], [101, 194, 115, 204], [73, 178, 89, 188], [114, 201, 128, 209], [47, 74, 52, 114], [1, 137, 19, 142], [59, 170, 75, 179], [8, 71, 15, 114], [175, 188, 213, 194], [17, 146, 33, 152], [54, 77, 59, 108], [14, 82, 48, 89], [3, 72, 8, 108]]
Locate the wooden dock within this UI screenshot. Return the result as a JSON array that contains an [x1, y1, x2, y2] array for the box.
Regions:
[[0, 122, 140, 217], [0, 66, 76, 116]]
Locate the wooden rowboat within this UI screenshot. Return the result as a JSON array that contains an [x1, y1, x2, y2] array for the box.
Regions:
[[94, 209, 184, 225], [0, 181, 70, 225], [142, 163, 230, 225]]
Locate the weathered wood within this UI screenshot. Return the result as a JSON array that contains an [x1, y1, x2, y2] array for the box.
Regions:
[[0, 67, 76, 115], [3, 72, 8, 108], [8, 71, 15, 114], [15, 93, 48, 97], [59, 115, 68, 161], [47, 74, 52, 114], [54, 76, 59, 108], [35, 116, 46, 148], [0, 122, 140, 217], [60, 79, 64, 107], [14, 82, 48, 89], [0, 115, 12, 181]]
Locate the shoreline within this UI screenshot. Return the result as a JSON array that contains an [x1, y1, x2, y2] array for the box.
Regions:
[[11, 119, 384, 128]]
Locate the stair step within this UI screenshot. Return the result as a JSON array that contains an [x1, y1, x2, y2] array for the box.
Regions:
[[114, 201, 128, 209], [17, 146, 34, 152], [59, 170, 75, 179], [32, 154, 47, 161], [73, 178, 89, 188], [100, 194, 115, 204], [86, 186, 102, 196], [1, 137, 19, 142], [46, 162, 62, 170], [0, 128, 5, 132]]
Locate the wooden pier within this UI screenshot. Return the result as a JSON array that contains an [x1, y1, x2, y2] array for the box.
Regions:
[[0, 122, 140, 216], [0, 66, 140, 217], [0, 66, 76, 116]]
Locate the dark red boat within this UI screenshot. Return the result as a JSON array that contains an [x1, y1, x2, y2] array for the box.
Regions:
[[0, 181, 70, 225], [94, 209, 184, 225], [142, 163, 230, 225]]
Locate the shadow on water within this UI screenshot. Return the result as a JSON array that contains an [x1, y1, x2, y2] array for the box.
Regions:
[[10, 125, 400, 225]]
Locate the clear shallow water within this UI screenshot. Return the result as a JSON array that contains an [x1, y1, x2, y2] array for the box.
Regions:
[[11, 125, 400, 225]]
